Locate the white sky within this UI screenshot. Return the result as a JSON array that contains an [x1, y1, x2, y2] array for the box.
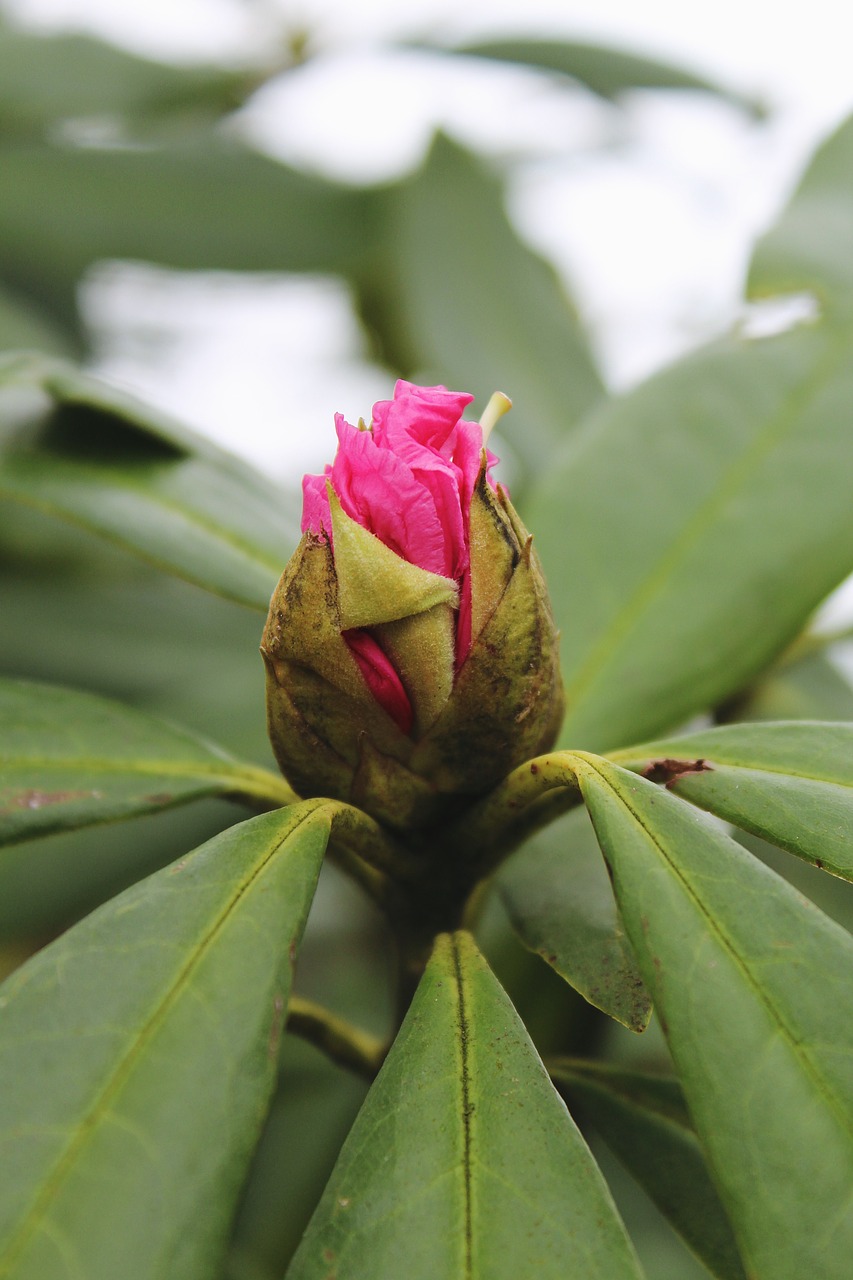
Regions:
[[6, 0, 853, 482]]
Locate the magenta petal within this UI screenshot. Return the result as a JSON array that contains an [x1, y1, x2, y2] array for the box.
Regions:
[[485, 447, 500, 490], [300, 381, 504, 705], [373, 380, 474, 455], [345, 629, 413, 734], [409, 461, 466, 580], [332, 417, 448, 575], [453, 421, 490, 509], [301, 469, 332, 537]]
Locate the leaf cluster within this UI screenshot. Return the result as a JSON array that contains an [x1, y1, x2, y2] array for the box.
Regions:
[[0, 18, 851, 1280]]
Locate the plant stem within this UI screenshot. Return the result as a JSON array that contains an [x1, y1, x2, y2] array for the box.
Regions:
[[329, 800, 420, 880], [441, 750, 587, 879], [286, 996, 387, 1081]]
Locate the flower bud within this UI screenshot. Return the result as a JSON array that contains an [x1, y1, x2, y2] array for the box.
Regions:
[[261, 381, 563, 832]]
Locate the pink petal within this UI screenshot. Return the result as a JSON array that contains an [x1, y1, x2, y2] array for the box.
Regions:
[[345, 629, 413, 735], [407, 461, 466, 580], [331, 415, 448, 575], [372, 380, 474, 456], [453, 420, 493, 509], [301, 469, 332, 536], [299, 381, 504, 697]]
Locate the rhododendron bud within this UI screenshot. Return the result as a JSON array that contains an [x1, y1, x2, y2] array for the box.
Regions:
[[262, 380, 563, 831]]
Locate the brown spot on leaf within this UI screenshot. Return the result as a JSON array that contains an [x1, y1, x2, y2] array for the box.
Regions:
[[144, 793, 174, 806], [642, 757, 712, 788]]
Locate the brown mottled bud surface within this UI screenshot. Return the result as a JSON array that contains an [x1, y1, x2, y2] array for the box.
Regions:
[[262, 469, 563, 832]]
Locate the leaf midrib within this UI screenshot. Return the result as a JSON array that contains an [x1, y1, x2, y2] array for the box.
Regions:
[[451, 935, 474, 1279], [580, 757, 853, 1141]]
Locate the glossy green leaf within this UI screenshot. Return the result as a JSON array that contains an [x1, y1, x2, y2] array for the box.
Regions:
[[613, 720, 853, 881], [0, 24, 248, 135], [552, 1061, 746, 1280], [0, 141, 377, 328], [0, 803, 330, 1279], [0, 353, 299, 608], [287, 931, 643, 1279], [530, 108, 853, 752], [450, 37, 759, 113], [578, 759, 853, 1280], [498, 808, 651, 1031], [0, 678, 293, 847], [369, 135, 603, 485], [749, 113, 853, 315], [530, 322, 853, 752]]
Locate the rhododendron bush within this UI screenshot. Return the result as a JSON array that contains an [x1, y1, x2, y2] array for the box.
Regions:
[[0, 21, 852, 1280]]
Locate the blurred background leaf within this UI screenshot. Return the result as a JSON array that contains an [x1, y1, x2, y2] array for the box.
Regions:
[[528, 110, 853, 751], [0, 20, 254, 138], [354, 134, 604, 489], [0, 141, 378, 343], [0, 352, 299, 606]]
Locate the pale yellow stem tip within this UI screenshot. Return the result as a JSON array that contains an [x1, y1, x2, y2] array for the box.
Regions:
[[479, 391, 513, 442]]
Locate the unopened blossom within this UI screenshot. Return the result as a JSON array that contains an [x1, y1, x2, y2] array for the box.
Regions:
[[262, 381, 563, 831]]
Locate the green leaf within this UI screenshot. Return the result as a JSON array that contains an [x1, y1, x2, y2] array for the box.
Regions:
[[0, 803, 330, 1279], [529, 322, 853, 752], [552, 1060, 746, 1280], [0, 505, 273, 761], [0, 678, 293, 847], [0, 353, 299, 608], [612, 720, 853, 881], [530, 110, 853, 752], [749, 113, 853, 316], [448, 37, 760, 113], [366, 135, 603, 486], [577, 759, 853, 1280], [0, 25, 248, 135], [287, 931, 643, 1279], [498, 808, 651, 1032], [726, 645, 853, 722], [0, 140, 378, 329], [0, 281, 75, 357]]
